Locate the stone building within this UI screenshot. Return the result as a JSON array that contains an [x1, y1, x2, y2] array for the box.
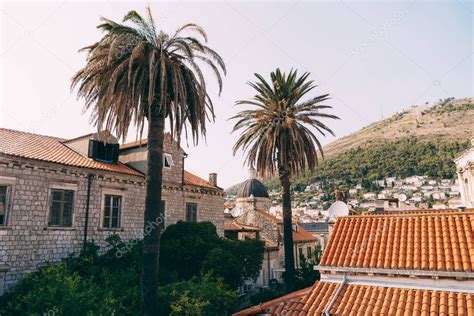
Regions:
[[119, 135, 224, 235], [0, 128, 223, 294], [225, 169, 316, 289], [455, 138, 474, 208]]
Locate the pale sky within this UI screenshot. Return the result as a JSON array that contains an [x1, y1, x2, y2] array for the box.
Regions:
[[1, 0, 472, 188]]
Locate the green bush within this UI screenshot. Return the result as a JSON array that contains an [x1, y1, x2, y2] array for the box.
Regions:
[[0, 222, 263, 315], [158, 274, 238, 315]]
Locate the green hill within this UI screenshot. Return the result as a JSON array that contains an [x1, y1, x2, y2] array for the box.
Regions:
[[226, 97, 473, 193]]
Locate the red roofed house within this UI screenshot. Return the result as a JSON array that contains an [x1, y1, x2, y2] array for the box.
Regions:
[[236, 209, 474, 315], [0, 128, 223, 294]]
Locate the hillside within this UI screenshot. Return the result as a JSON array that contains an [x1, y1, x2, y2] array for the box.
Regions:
[[226, 97, 473, 194], [323, 97, 473, 159]]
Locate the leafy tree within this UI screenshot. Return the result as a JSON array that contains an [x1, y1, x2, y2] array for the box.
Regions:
[[1, 222, 262, 315], [270, 139, 469, 193], [295, 245, 322, 290], [231, 69, 338, 292], [159, 221, 264, 288], [160, 221, 221, 282], [158, 274, 238, 316], [71, 7, 225, 314], [203, 239, 264, 289]]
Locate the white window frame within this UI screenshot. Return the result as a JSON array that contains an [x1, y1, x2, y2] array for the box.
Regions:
[[163, 153, 174, 169], [101, 188, 125, 230], [0, 176, 16, 227], [47, 183, 78, 228]]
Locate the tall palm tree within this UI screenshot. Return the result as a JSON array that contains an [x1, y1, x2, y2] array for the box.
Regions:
[[71, 6, 225, 315], [231, 69, 338, 292]]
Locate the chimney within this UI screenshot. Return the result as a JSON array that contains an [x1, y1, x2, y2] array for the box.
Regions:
[[209, 173, 217, 187]]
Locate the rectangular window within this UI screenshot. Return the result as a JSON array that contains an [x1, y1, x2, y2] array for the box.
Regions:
[[307, 247, 312, 258], [49, 189, 74, 227], [186, 203, 197, 222], [0, 186, 10, 226], [163, 153, 174, 168], [103, 195, 122, 228]]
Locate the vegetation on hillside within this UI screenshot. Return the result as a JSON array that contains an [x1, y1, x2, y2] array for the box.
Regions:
[[266, 139, 469, 191]]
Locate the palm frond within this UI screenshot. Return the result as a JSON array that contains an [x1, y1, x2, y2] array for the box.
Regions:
[[231, 69, 339, 178], [72, 6, 225, 144]]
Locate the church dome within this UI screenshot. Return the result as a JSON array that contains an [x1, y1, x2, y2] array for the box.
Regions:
[[236, 168, 270, 198]]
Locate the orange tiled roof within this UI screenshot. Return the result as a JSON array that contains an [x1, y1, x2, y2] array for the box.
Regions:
[[0, 128, 143, 177], [233, 286, 312, 315], [183, 170, 221, 190], [239, 281, 474, 315], [224, 216, 262, 232], [293, 225, 317, 243], [255, 209, 297, 224], [364, 209, 466, 215], [254, 209, 316, 243], [320, 211, 474, 273]]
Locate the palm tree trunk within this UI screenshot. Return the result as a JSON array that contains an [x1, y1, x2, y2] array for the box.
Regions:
[[142, 101, 165, 315], [279, 167, 295, 293]]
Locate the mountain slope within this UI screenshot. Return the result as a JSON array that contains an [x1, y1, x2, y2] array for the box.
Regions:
[[322, 97, 473, 159], [226, 97, 473, 193]]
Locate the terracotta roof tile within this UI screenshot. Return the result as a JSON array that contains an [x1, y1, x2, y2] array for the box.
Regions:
[[253, 210, 316, 243], [183, 170, 220, 190], [224, 215, 262, 232], [0, 128, 143, 176], [241, 282, 474, 315], [232, 286, 312, 315], [320, 211, 474, 273]]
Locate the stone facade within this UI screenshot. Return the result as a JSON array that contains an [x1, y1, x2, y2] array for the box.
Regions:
[[0, 158, 145, 292], [0, 130, 224, 294], [119, 134, 224, 235]]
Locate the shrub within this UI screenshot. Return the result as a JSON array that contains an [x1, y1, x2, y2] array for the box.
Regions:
[[0, 222, 263, 315]]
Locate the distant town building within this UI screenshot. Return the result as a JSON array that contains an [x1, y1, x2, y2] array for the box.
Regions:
[[224, 170, 316, 289], [455, 138, 474, 208]]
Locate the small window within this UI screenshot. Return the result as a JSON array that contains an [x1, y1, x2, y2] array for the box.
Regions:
[[186, 203, 197, 222], [0, 186, 11, 226], [49, 189, 74, 227], [103, 195, 122, 228], [307, 246, 312, 258], [163, 153, 174, 168]]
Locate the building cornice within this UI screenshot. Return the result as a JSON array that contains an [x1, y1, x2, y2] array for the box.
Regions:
[[317, 265, 474, 279], [320, 273, 474, 293]]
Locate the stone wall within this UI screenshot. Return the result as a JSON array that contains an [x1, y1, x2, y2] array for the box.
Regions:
[[257, 249, 280, 286], [0, 155, 223, 294], [0, 158, 146, 292], [119, 134, 185, 186], [162, 186, 224, 235]]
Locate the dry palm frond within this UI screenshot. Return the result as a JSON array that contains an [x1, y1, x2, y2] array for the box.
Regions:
[[72, 6, 226, 145]]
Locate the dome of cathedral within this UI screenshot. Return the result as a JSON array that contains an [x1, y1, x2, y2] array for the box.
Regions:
[[236, 168, 270, 198]]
